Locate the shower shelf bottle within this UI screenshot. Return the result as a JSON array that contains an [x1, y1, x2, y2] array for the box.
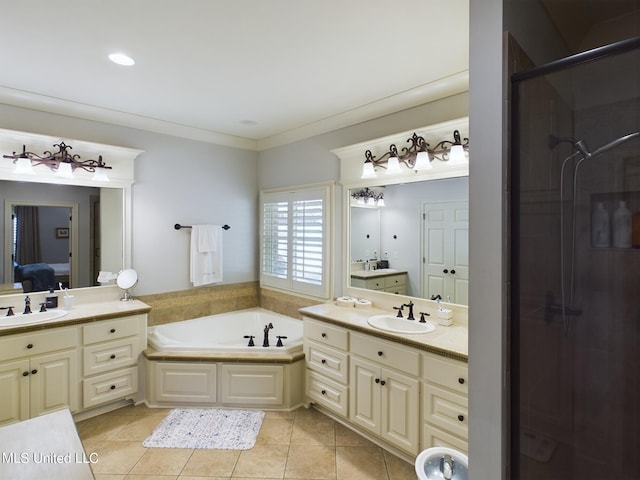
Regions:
[[613, 201, 632, 248], [591, 202, 610, 248]]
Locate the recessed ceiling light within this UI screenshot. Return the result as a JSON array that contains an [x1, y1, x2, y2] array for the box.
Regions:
[[108, 53, 135, 66]]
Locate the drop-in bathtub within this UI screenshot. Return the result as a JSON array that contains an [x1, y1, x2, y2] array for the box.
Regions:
[[147, 308, 303, 354], [144, 308, 305, 410]]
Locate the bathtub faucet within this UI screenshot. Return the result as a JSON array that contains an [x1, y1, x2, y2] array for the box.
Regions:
[[263, 323, 274, 347]]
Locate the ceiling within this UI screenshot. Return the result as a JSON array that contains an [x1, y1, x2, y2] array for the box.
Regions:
[[0, 1, 469, 151]]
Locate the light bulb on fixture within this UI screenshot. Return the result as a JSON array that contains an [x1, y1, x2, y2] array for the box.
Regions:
[[386, 145, 401, 175], [447, 130, 467, 165], [413, 150, 432, 170], [56, 162, 74, 178]]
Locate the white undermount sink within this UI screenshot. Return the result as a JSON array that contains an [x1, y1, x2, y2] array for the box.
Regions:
[[0, 310, 68, 327], [367, 314, 435, 334]]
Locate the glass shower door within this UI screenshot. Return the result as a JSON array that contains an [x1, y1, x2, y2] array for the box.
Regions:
[[511, 38, 640, 479]]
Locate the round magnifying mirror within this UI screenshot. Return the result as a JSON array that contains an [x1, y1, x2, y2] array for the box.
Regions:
[[117, 269, 138, 301]]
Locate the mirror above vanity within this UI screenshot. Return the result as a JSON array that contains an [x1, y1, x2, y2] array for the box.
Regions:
[[0, 128, 142, 296], [334, 117, 469, 306]]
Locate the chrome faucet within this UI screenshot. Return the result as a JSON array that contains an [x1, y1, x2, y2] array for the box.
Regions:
[[262, 323, 274, 347]]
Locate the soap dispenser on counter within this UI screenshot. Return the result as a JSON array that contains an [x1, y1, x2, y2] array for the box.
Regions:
[[45, 288, 58, 309]]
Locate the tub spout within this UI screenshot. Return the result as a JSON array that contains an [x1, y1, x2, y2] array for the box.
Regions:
[[263, 323, 273, 347]]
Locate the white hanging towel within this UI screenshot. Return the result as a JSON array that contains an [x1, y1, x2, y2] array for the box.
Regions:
[[190, 225, 222, 286]]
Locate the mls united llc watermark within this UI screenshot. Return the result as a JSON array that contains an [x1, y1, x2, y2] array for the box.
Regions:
[[2, 451, 99, 464]]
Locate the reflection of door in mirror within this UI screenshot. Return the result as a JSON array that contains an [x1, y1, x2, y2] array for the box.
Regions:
[[422, 201, 469, 304], [11, 204, 73, 291]]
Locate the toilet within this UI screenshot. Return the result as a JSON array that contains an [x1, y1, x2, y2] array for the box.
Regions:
[[415, 447, 468, 480]]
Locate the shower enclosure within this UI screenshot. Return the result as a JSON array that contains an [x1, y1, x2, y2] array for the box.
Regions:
[[511, 37, 640, 478]]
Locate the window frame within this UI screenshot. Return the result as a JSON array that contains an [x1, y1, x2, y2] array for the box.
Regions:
[[259, 182, 333, 300]]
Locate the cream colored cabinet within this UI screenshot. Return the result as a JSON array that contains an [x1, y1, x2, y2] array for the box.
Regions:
[[422, 351, 469, 453], [0, 327, 79, 426], [349, 332, 420, 455], [350, 273, 407, 295], [304, 318, 350, 417], [81, 315, 146, 408]]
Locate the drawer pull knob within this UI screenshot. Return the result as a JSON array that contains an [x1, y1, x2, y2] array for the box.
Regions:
[[375, 378, 380, 384], [321, 333, 327, 338], [458, 378, 465, 384], [110, 385, 116, 390], [110, 328, 116, 333], [26, 343, 33, 349], [321, 389, 326, 395], [458, 415, 465, 422], [380, 380, 386, 386], [31, 369, 37, 375], [110, 354, 116, 359], [321, 359, 326, 364], [22, 371, 29, 377], [377, 351, 383, 357]]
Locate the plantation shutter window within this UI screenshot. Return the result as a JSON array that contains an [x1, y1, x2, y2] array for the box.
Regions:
[[260, 184, 332, 299]]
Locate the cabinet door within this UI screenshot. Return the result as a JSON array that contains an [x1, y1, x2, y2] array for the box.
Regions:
[[381, 368, 420, 454], [0, 359, 30, 426], [349, 357, 380, 434], [29, 350, 79, 417]]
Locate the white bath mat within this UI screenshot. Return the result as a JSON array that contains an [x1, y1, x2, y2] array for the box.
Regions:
[[143, 408, 264, 450]]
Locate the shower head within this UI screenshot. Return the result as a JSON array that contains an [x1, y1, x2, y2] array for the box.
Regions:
[[590, 132, 640, 158], [550, 132, 640, 160]]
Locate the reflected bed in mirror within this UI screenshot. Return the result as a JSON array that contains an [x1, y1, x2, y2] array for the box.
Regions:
[[348, 176, 469, 305], [0, 180, 125, 295]]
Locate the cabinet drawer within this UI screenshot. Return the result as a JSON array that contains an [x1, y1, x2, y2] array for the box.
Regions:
[[83, 366, 138, 408], [0, 327, 78, 362], [383, 285, 406, 295], [83, 336, 140, 376], [305, 340, 348, 384], [304, 318, 348, 350], [422, 351, 468, 394], [384, 274, 406, 288], [83, 316, 142, 345], [422, 423, 468, 454], [423, 383, 468, 440], [350, 332, 420, 376], [306, 370, 348, 417]]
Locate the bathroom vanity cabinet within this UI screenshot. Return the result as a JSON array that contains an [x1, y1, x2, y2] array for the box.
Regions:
[[302, 307, 468, 459], [350, 271, 407, 295], [0, 326, 79, 426], [0, 309, 148, 427]]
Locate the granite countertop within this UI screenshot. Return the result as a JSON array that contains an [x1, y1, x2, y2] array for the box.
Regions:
[[0, 408, 94, 479], [299, 303, 468, 362], [349, 268, 408, 279], [0, 299, 151, 336]]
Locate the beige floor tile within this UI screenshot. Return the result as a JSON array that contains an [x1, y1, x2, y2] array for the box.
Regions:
[[178, 476, 231, 480], [181, 449, 240, 477], [383, 450, 415, 479], [94, 475, 125, 480], [91, 441, 148, 475], [105, 403, 172, 417], [256, 417, 294, 445], [334, 423, 377, 447], [336, 446, 388, 480], [232, 444, 289, 478], [128, 448, 193, 476], [111, 415, 165, 441], [124, 475, 178, 479], [291, 409, 335, 446], [284, 444, 336, 479], [76, 414, 134, 444]]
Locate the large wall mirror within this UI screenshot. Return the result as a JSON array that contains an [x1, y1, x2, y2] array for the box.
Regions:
[[348, 176, 469, 305], [0, 128, 139, 296], [1, 180, 125, 295]]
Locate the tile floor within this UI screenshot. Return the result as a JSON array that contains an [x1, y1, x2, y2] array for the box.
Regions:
[[76, 404, 416, 479]]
